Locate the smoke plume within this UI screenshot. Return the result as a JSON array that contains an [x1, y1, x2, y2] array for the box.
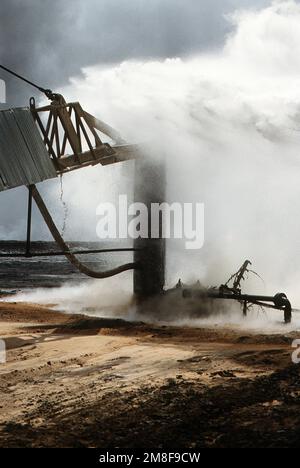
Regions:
[[49, 1, 300, 307], [4, 1, 300, 324]]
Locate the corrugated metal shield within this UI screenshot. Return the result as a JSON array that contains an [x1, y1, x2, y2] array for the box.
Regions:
[[0, 107, 57, 191]]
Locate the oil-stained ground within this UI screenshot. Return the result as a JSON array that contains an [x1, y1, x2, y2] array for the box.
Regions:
[[0, 302, 299, 448]]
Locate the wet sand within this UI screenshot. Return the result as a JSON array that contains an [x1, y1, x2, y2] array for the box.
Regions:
[[0, 301, 299, 448]]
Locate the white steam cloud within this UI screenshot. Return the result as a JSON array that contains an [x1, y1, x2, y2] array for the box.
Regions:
[[7, 1, 300, 324]]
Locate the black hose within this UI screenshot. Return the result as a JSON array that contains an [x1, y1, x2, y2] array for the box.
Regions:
[[30, 185, 138, 279]]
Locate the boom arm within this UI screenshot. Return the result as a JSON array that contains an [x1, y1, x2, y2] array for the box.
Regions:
[[30, 94, 139, 175]]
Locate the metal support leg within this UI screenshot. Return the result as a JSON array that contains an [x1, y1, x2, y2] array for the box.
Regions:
[[243, 301, 248, 317], [26, 185, 33, 257]]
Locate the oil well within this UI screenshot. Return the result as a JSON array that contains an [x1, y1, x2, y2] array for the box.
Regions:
[[0, 65, 165, 297], [0, 65, 292, 323]]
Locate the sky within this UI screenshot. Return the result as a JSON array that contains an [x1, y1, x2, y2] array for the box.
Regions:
[[0, 0, 273, 238], [4, 0, 300, 305], [0, 0, 269, 105]]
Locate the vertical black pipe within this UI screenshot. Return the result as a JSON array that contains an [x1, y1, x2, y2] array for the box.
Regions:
[[26, 185, 33, 257], [133, 155, 166, 298]]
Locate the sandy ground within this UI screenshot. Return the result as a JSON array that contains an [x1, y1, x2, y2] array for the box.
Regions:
[[0, 301, 299, 448]]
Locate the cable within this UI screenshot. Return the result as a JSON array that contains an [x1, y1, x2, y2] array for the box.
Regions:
[[59, 175, 68, 238], [0, 63, 57, 100], [30, 184, 137, 279]]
